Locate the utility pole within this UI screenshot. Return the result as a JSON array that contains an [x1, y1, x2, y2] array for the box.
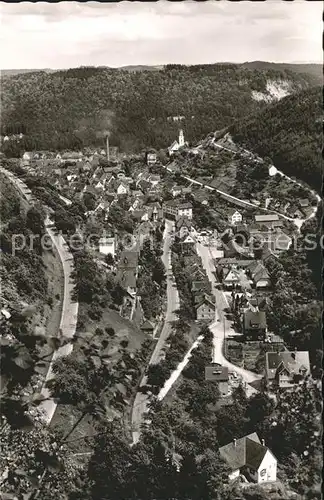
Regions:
[[224, 316, 226, 358]]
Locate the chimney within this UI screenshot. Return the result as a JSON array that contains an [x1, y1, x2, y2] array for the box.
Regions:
[[261, 439, 265, 446], [106, 135, 110, 163], [233, 438, 237, 447]]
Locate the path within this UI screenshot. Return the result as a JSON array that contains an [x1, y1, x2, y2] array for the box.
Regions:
[[0, 167, 79, 424], [131, 219, 180, 444]]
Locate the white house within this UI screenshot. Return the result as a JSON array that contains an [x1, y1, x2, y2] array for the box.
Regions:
[[22, 152, 32, 161], [116, 181, 130, 196], [228, 209, 242, 226], [178, 202, 193, 219], [171, 185, 182, 197], [223, 268, 240, 289], [99, 237, 116, 258], [146, 152, 157, 166], [162, 201, 193, 220], [219, 433, 277, 484], [95, 180, 105, 190]]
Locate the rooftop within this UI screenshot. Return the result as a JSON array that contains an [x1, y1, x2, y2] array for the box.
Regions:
[[255, 214, 280, 222], [244, 310, 267, 330], [219, 433, 270, 471], [265, 351, 310, 380], [205, 364, 229, 382]]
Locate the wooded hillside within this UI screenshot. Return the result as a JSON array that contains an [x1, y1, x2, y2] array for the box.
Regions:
[[1, 64, 317, 154], [230, 86, 322, 191]]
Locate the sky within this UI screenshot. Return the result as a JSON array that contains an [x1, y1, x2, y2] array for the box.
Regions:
[[0, 1, 322, 69]]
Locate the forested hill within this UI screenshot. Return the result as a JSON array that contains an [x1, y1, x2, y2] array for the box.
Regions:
[[241, 61, 322, 83], [229, 86, 322, 192], [0, 64, 318, 154]]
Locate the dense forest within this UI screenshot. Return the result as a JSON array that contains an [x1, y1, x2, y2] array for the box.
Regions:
[[230, 86, 322, 192], [1, 64, 317, 154]]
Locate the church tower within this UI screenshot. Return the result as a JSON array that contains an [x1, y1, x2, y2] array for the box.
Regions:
[[178, 129, 185, 147]]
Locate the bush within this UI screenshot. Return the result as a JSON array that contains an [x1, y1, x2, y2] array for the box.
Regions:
[[88, 305, 103, 321]]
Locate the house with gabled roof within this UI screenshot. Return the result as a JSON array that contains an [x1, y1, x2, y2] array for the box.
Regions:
[[116, 250, 139, 296], [219, 433, 277, 483], [171, 185, 182, 197], [140, 319, 155, 335], [146, 152, 157, 166], [116, 180, 130, 196], [195, 294, 215, 321], [243, 310, 267, 340], [146, 201, 163, 221], [175, 216, 192, 239], [246, 261, 271, 289], [228, 209, 243, 226], [179, 234, 196, 255], [222, 267, 241, 289], [265, 351, 310, 389]]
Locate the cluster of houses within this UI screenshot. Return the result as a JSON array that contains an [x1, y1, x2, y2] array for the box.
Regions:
[[216, 258, 271, 292], [172, 222, 217, 322], [228, 212, 292, 254]]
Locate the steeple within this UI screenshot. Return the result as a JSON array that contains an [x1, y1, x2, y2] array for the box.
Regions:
[[179, 129, 184, 147]]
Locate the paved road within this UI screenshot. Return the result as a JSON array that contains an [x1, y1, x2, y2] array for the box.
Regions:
[[39, 223, 79, 423], [0, 168, 79, 424], [131, 219, 180, 444], [196, 242, 261, 396]]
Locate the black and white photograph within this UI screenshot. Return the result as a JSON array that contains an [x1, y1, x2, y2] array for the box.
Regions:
[[0, 1, 322, 499]]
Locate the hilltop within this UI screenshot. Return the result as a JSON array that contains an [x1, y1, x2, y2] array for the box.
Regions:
[[1, 64, 318, 154], [241, 61, 322, 83], [1, 62, 322, 81]]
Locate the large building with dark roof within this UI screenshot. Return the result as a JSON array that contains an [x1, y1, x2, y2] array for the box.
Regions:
[[219, 433, 277, 483], [265, 350, 310, 389]]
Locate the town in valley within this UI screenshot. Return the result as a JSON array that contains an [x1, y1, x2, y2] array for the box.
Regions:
[[0, 2, 322, 500]]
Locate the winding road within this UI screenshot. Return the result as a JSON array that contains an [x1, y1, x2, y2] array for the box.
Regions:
[[0, 167, 79, 424], [131, 219, 180, 444]]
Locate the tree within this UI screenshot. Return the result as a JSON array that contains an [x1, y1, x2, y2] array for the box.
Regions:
[[105, 253, 114, 266], [54, 208, 76, 233], [187, 381, 220, 418], [152, 259, 166, 286], [26, 206, 45, 236], [0, 420, 80, 500], [147, 362, 170, 389], [245, 392, 275, 435]]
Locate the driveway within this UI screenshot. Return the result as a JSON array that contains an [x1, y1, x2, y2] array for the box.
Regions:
[[131, 219, 180, 444]]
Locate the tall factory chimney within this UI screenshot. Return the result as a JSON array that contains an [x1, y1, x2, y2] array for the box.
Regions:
[[106, 135, 110, 162]]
